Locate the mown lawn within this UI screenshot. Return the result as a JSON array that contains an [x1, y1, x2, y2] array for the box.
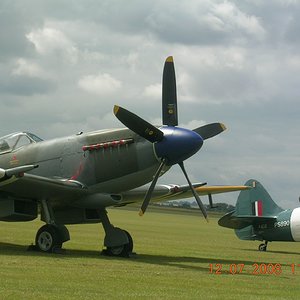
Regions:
[[0, 207, 299, 299]]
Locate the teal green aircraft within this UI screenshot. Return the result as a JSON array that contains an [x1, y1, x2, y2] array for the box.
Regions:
[[219, 179, 300, 251], [0, 56, 247, 257]]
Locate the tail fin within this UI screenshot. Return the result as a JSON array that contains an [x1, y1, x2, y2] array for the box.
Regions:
[[218, 179, 283, 240], [236, 179, 282, 217]]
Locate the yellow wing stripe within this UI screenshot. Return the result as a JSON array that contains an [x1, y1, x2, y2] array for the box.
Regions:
[[195, 185, 250, 195]]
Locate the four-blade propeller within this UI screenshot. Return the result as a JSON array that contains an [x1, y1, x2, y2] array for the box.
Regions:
[[114, 56, 226, 221]]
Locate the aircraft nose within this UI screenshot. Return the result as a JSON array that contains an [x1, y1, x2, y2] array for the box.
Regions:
[[154, 126, 203, 165]]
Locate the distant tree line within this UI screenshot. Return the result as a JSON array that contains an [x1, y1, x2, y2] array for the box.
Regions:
[[153, 201, 235, 212]]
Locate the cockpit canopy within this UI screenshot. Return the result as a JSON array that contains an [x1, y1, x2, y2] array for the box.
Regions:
[[0, 132, 43, 154]]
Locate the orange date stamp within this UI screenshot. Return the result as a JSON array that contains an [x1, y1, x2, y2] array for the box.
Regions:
[[209, 263, 300, 275]]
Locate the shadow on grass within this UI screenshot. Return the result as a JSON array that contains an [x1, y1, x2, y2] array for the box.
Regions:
[[243, 248, 300, 256], [0, 242, 294, 275], [0, 242, 30, 254]]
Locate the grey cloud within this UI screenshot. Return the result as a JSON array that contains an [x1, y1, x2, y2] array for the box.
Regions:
[[0, 2, 41, 60], [1, 0, 300, 209], [0, 75, 56, 96]]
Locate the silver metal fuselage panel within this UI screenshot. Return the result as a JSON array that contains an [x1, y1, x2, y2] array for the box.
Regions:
[[0, 128, 161, 193]]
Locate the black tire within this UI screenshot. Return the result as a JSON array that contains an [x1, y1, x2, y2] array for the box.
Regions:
[[35, 225, 62, 253], [258, 243, 267, 252], [106, 230, 133, 257], [124, 230, 133, 253]]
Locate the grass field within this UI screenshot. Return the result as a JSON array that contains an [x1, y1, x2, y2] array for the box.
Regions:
[[0, 207, 300, 299]]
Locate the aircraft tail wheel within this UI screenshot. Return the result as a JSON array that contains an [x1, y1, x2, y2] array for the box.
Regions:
[[258, 243, 267, 252], [35, 225, 63, 253]]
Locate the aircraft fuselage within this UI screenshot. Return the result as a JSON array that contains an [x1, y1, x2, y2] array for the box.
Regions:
[[251, 207, 300, 242], [0, 129, 161, 193]]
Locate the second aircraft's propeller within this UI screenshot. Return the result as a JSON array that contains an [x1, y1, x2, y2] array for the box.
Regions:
[[114, 56, 226, 220]]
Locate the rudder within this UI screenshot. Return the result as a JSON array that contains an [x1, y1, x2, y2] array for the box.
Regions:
[[235, 179, 283, 240], [236, 179, 282, 217]]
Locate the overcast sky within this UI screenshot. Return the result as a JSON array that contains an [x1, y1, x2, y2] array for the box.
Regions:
[[1, 0, 300, 208]]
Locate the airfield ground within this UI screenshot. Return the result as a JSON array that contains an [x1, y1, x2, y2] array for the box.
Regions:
[[0, 206, 299, 299]]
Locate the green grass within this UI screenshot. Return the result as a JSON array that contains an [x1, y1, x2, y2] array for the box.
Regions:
[[0, 207, 300, 299]]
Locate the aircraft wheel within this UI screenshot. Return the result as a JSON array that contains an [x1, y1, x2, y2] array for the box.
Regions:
[[106, 230, 133, 257], [124, 230, 133, 253], [258, 243, 267, 252], [35, 225, 63, 253]]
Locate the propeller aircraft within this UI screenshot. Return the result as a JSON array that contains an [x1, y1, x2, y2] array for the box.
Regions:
[[0, 56, 248, 257], [219, 179, 300, 251]]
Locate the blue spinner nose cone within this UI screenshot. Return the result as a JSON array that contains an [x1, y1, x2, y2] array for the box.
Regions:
[[154, 126, 203, 165]]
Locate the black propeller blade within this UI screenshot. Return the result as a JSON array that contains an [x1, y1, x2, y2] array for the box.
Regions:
[[114, 105, 164, 143], [162, 56, 178, 126], [139, 159, 166, 216], [193, 123, 226, 140], [179, 162, 208, 221]]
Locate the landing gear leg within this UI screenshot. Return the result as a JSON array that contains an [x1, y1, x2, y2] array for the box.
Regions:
[[99, 210, 133, 257], [258, 241, 268, 252], [34, 199, 70, 253]]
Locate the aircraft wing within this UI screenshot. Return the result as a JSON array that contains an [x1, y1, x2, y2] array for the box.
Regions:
[[118, 184, 250, 205], [0, 165, 249, 209], [0, 166, 88, 208], [195, 185, 250, 196]]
